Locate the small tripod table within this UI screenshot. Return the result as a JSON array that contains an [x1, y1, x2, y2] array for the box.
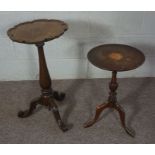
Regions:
[[84, 44, 145, 137], [7, 19, 68, 132]]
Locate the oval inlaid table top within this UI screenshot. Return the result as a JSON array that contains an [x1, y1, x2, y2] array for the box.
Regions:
[[7, 19, 68, 44], [88, 44, 145, 71]]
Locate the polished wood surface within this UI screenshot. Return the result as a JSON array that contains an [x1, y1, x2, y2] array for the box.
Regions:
[[84, 44, 145, 137], [84, 71, 135, 137], [7, 19, 68, 44], [88, 44, 145, 71], [8, 20, 68, 132], [18, 43, 68, 132]]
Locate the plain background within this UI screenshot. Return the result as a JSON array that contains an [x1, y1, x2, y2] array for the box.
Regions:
[[0, 11, 155, 81]]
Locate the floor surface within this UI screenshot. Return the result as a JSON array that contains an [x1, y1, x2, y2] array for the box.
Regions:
[[0, 78, 155, 143]]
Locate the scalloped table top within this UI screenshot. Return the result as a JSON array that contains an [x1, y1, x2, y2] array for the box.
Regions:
[[88, 44, 145, 72], [7, 19, 68, 44]]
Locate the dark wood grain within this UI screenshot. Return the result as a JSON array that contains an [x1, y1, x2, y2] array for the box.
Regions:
[[84, 71, 135, 137], [88, 44, 145, 71], [8, 19, 68, 132], [18, 43, 68, 132], [7, 19, 68, 44], [84, 44, 145, 137]]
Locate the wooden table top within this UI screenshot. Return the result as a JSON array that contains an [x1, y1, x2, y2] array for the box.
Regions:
[[88, 44, 145, 72], [7, 19, 68, 44]]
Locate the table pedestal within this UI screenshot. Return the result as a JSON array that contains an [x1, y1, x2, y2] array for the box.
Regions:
[[84, 71, 135, 137], [18, 42, 68, 132]]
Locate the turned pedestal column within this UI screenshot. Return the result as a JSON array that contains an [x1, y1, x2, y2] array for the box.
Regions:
[[7, 19, 68, 132], [84, 44, 145, 137]]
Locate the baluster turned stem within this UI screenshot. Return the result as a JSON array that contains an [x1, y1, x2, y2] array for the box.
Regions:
[[108, 71, 118, 104], [36, 43, 52, 91]]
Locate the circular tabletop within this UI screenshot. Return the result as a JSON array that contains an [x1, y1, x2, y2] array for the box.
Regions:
[[7, 19, 68, 44], [88, 44, 145, 72]]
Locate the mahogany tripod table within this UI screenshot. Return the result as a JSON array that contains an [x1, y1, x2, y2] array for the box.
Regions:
[[84, 44, 145, 137], [7, 19, 68, 132]]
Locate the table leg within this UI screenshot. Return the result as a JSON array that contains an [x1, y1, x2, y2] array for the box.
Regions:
[[114, 104, 135, 137], [84, 71, 135, 137], [38, 42, 68, 131], [84, 103, 110, 128], [18, 97, 41, 118], [53, 91, 66, 101], [49, 98, 68, 131], [18, 42, 68, 132]]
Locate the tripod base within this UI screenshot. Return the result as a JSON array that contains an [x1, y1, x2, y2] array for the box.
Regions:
[[18, 90, 68, 132], [84, 102, 135, 137]]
